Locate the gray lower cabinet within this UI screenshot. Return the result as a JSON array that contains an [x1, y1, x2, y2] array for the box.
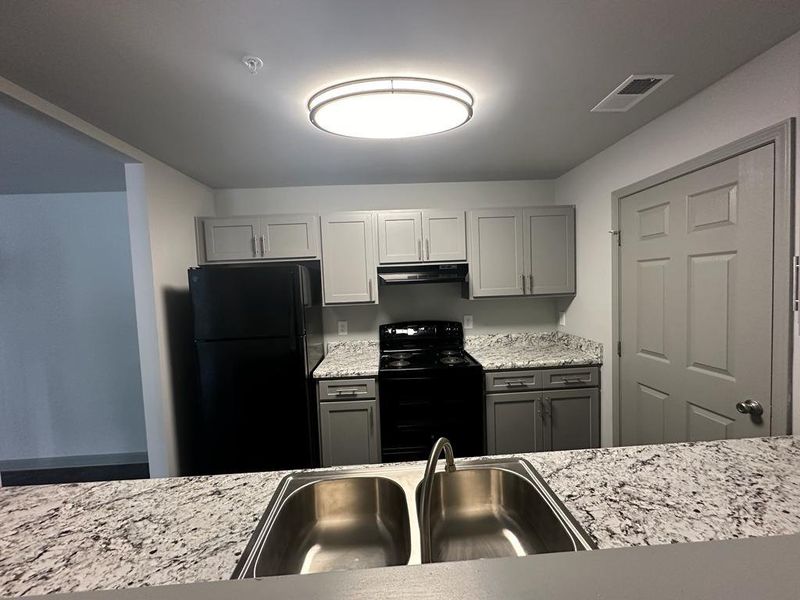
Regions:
[[486, 366, 600, 454], [541, 388, 600, 451], [486, 391, 543, 454], [319, 398, 380, 467]]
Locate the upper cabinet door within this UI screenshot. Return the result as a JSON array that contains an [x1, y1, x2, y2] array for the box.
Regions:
[[261, 214, 319, 259], [377, 211, 423, 264], [321, 212, 378, 304], [523, 206, 575, 295], [202, 217, 260, 262], [422, 210, 466, 262], [468, 208, 525, 297]]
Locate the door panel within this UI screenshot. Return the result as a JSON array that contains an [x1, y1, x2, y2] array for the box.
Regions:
[[469, 208, 524, 297], [320, 212, 377, 304], [377, 211, 422, 264], [523, 207, 576, 294], [422, 210, 466, 262], [620, 145, 774, 445], [261, 214, 319, 259], [203, 217, 260, 262]]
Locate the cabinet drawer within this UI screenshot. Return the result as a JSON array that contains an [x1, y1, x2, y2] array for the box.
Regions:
[[541, 366, 599, 389], [318, 378, 376, 400], [485, 370, 543, 393]]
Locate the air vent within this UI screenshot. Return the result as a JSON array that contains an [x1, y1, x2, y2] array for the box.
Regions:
[[591, 74, 673, 112]]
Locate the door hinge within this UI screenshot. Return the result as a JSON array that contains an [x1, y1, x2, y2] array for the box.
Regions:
[[617, 341, 622, 357], [793, 255, 800, 311], [609, 229, 621, 247]]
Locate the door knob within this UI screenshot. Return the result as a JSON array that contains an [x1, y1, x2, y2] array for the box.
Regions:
[[736, 399, 763, 417]]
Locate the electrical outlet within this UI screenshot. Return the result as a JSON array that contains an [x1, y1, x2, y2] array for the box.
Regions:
[[558, 311, 566, 327], [463, 315, 474, 329], [337, 320, 348, 335]]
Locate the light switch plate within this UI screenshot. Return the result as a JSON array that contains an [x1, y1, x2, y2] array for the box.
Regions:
[[558, 311, 566, 327], [337, 320, 348, 335], [463, 315, 474, 329]]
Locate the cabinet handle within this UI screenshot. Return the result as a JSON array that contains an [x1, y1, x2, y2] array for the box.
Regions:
[[562, 377, 584, 384], [369, 406, 375, 435], [521, 274, 526, 295], [418, 239, 422, 260], [252, 236, 258, 257], [528, 274, 533, 293], [504, 380, 528, 387], [425, 238, 430, 260], [368, 278, 373, 301], [334, 389, 362, 396], [260, 235, 266, 256]]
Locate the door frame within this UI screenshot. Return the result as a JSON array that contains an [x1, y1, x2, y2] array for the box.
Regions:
[[611, 119, 795, 445]]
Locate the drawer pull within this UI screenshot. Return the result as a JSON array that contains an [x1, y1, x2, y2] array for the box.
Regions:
[[561, 377, 584, 384], [504, 380, 529, 387], [334, 389, 364, 396]]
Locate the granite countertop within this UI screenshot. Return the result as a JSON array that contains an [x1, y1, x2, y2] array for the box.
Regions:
[[313, 340, 380, 379], [312, 331, 602, 379], [466, 331, 602, 370], [2, 436, 799, 597]]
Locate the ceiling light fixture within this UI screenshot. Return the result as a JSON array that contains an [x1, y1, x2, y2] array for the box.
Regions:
[[308, 77, 474, 139]]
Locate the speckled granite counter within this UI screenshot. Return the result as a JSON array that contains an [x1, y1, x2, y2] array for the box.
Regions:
[[466, 331, 602, 370], [312, 340, 379, 379], [2, 436, 799, 597]]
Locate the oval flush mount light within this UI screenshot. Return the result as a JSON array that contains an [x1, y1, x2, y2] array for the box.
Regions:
[[308, 77, 474, 139]]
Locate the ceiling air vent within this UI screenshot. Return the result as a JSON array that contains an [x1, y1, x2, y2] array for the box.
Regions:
[[591, 74, 673, 112]]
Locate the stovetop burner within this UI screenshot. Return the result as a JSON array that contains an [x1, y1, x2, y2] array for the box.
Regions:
[[392, 352, 413, 360], [388, 359, 411, 368], [440, 356, 466, 365], [439, 349, 460, 357]]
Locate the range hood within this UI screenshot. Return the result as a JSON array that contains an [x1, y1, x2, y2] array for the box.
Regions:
[[377, 263, 468, 285]]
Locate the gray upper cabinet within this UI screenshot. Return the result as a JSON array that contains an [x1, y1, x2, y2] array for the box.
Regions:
[[523, 206, 575, 295], [320, 211, 378, 305], [260, 214, 319, 259], [202, 217, 261, 262], [541, 388, 600, 451], [468, 208, 525, 297], [199, 214, 319, 263], [377, 211, 423, 263], [319, 399, 380, 467], [377, 209, 466, 264], [422, 210, 466, 262]]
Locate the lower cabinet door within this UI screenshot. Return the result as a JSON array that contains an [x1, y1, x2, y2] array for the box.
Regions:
[[542, 388, 600, 451], [319, 399, 380, 467], [486, 391, 543, 454]]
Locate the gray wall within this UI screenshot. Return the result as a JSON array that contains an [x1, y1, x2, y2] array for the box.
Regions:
[[215, 180, 561, 340], [554, 30, 800, 443], [0, 191, 147, 462]]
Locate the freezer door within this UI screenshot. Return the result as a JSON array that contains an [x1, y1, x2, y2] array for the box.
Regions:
[[192, 337, 316, 474], [189, 264, 304, 340]]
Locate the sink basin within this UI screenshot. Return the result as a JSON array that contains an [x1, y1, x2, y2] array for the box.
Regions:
[[416, 467, 583, 563], [234, 476, 411, 577], [233, 458, 593, 579]]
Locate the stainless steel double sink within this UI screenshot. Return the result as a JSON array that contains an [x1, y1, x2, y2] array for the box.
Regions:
[[232, 458, 595, 578]]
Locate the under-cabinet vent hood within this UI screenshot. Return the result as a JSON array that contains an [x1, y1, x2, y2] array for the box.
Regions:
[[378, 263, 468, 285]]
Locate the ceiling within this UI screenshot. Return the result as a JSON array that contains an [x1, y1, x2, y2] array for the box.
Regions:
[[1, 1, 799, 190], [0, 95, 130, 195]]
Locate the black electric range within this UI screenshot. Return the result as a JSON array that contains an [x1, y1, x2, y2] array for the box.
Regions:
[[378, 321, 484, 462]]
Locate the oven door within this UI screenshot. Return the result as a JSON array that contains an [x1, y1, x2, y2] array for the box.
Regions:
[[379, 369, 484, 462]]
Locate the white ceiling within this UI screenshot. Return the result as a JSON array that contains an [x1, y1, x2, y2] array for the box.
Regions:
[[0, 95, 130, 195], [1, 1, 799, 189]]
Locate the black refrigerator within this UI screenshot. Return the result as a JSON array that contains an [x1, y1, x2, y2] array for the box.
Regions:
[[188, 262, 324, 475]]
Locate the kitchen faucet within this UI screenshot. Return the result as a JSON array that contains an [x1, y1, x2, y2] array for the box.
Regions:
[[419, 437, 456, 563]]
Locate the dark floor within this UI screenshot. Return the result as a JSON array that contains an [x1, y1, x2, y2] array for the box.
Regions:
[[1, 462, 149, 486]]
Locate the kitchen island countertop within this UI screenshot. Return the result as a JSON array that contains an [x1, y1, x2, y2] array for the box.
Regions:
[[2, 436, 799, 597]]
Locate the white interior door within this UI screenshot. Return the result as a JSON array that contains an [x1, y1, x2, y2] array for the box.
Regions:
[[619, 145, 775, 445]]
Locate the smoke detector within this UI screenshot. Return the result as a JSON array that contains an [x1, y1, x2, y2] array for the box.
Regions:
[[241, 55, 264, 75], [591, 74, 673, 112]]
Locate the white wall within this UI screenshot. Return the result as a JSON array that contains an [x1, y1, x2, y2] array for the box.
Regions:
[[0, 76, 216, 477], [554, 31, 800, 444], [0, 192, 146, 462], [216, 180, 561, 339]]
